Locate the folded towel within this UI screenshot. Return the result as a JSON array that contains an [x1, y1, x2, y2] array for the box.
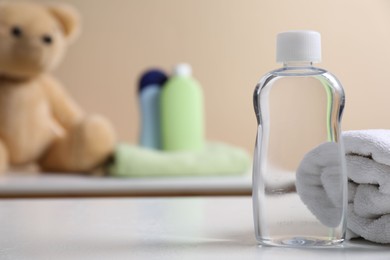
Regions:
[[296, 142, 345, 228], [297, 130, 390, 244], [108, 142, 251, 177], [344, 130, 390, 243]]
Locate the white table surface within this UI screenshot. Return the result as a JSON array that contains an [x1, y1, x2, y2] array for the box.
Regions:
[[1, 197, 389, 259]]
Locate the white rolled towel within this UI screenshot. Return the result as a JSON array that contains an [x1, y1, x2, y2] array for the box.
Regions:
[[296, 130, 390, 244]]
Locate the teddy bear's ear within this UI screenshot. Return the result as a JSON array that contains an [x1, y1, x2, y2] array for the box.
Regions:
[[47, 3, 81, 44]]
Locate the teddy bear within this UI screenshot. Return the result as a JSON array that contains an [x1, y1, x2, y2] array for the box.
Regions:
[[0, 1, 116, 174]]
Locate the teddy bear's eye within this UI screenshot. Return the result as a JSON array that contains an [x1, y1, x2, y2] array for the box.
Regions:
[[42, 35, 53, 45], [10, 26, 22, 38]]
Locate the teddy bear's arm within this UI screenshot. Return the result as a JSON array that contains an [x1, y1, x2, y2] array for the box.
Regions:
[[40, 75, 85, 131]]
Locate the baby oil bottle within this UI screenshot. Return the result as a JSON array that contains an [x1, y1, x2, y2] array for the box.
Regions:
[[252, 31, 347, 247]]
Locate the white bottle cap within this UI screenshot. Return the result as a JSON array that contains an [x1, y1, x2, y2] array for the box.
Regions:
[[173, 63, 192, 77], [276, 30, 321, 63]]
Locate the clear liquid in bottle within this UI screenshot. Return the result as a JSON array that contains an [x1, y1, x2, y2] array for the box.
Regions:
[[252, 31, 347, 247]]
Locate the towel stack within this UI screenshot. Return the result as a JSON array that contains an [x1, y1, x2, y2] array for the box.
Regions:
[[296, 130, 390, 244], [108, 142, 251, 177]]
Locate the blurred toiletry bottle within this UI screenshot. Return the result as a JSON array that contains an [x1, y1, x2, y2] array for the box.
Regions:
[[161, 63, 204, 151], [252, 31, 347, 247], [138, 69, 168, 149]]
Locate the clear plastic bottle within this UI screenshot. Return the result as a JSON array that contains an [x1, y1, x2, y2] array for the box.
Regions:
[[252, 31, 347, 247]]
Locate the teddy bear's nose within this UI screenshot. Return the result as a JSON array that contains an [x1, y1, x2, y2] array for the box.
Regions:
[[42, 35, 52, 45], [10, 26, 22, 38]]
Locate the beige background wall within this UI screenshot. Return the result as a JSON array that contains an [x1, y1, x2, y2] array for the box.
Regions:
[[37, 0, 390, 152]]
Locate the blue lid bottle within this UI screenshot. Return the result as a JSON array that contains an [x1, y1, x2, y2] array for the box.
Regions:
[[138, 69, 168, 149]]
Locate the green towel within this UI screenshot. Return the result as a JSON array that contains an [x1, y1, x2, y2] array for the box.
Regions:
[[108, 142, 251, 177]]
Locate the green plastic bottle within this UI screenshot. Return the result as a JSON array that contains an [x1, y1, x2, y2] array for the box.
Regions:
[[161, 63, 205, 151]]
